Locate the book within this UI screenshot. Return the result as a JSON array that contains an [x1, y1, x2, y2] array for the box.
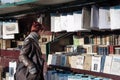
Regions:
[[82, 7, 91, 29], [60, 55, 67, 66], [47, 54, 53, 65], [90, 5, 99, 29], [110, 5, 120, 30], [51, 14, 61, 32], [67, 13, 74, 32], [73, 11, 87, 31], [100, 55, 106, 72], [99, 7, 110, 29], [103, 56, 113, 74], [82, 44, 93, 54], [47, 54, 57, 65], [60, 13, 68, 31], [110, 55, 120, 75], [9, 61, 17, 80], [83, 54, 92, 70], [75, 55, 84, 69], [3, 21, 19, 35], [91, 55, 102, 72]]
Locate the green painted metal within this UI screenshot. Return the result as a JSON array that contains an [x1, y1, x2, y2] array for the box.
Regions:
[[0, 0, 37, 8]]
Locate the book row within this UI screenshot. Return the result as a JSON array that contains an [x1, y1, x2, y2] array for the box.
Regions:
[[65, 44, 120, 55], [47, 53, 120, 76], [73, 34, 120, 46], [51, 5, 120, 32], [45, 70, 111, 80]]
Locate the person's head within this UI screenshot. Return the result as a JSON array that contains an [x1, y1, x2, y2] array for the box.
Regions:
[[31, 21, 44, 34]]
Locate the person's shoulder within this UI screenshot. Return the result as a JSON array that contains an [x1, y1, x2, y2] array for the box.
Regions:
[[24, 38, 33, 45]]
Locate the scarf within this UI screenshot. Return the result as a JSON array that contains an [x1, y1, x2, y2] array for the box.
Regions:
[[25, 32, 40, 43]]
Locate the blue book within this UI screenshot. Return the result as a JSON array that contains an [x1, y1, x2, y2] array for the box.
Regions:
[[100, 55, 106, 72]]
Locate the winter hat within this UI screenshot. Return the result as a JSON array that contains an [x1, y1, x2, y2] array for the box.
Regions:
[[31, 21, 44, 32]]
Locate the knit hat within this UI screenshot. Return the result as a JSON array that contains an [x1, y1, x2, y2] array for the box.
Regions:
[[31, 21, 44, 32]]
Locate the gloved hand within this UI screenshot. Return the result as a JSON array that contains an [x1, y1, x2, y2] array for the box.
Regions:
[[28, 65, 37, 74]]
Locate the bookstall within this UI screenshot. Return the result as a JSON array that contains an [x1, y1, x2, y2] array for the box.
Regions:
[[0, 0, 120, 80]]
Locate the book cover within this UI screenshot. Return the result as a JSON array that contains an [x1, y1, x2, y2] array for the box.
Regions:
[[90, 5, 99, 29], [67, 13, 74, 32], [3, 21, 19, 35], [73, 11, 87, 31], [75, 55, 84, 69], [110, 55, 120, 75], [110, 5, 120, 30], [103, 56, 113, 74], [99, 7, 110, 29], [91, 55, 102, 72], [83, 54, 92, 70], [9, 61, 17, 80], [60, 13, 68, 31], [100, 55, 106, 72], [82, 6, 91, 29]]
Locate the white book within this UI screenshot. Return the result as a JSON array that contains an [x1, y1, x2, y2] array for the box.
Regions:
[[3, 22, 14, 39], [67, 13, 74, 32], [110, 5, 120, 30], [54, 15, 61, 32], [91, 55, 101, 72], [51, 14, 55, 32], [51, 14, 61, 32], [60, 13, 67, 31], [91, 5, 99, 29], [103, 56, 113, 74], [3, 21, 19, 35], [47, 54, 52, 65], [9, 61, 17, 80], [99, 7, 111, 29], [110, 55, 120, 75], [73, 11, 86, 31]]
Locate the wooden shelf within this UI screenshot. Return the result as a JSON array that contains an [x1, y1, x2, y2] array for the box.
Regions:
[[48, 65, 120, 80]]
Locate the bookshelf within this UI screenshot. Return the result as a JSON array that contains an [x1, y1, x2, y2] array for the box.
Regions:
[[46, 0, 120, 78]]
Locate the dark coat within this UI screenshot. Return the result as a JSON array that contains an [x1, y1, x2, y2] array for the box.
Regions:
[[14, 38, 44, 80]]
